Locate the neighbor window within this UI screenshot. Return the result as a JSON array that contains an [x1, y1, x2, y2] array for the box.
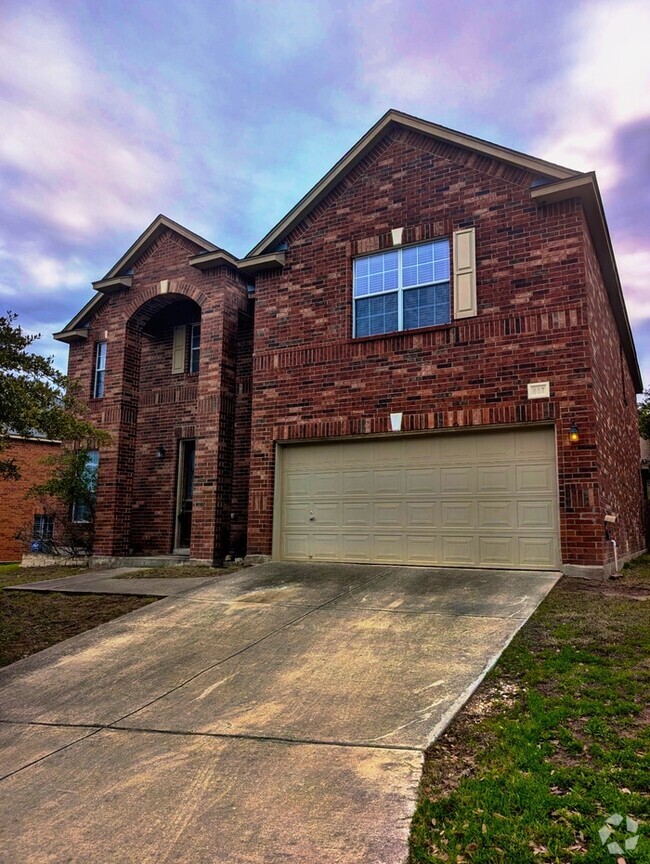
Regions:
[[353, 239, 451, 338], [33, 514, 54, 541], [71, 450, 100, 523], [189, 323, 201, 373], [93, 341, 107, 398]]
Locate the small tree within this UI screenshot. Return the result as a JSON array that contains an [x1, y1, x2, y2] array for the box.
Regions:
[[639, 389, 650, 440], [28, 448, 100, 556], [0, 311, 107, 479]]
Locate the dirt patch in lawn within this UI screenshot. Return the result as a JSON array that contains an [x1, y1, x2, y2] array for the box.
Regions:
[[114, 563, 245, 579], [1, 564, 156, 668]]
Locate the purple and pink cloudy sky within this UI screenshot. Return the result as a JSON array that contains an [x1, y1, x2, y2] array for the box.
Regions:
[[1, 0, 648, 384]]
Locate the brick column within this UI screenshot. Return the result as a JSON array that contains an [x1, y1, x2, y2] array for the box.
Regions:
[[92, 323, 140, 557]]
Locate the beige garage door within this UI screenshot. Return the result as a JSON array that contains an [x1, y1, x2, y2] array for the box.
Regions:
[[277, 426, 559, 569]]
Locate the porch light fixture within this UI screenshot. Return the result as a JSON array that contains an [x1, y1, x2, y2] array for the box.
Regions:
[[569, 424, 579, 444], [156, 445, 166, 461]]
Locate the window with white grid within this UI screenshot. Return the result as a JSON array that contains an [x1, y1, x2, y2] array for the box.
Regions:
[[353, 239, 450, 338]]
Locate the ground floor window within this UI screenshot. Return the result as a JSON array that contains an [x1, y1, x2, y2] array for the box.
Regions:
[[32, 514, 54, 540], [71, 449, 100, 523]]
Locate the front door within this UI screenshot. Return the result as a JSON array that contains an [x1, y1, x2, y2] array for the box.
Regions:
[[175, 439, 195, 552]]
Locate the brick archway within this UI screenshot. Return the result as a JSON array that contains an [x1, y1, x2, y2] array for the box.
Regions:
[[123, 282, 208, 329]]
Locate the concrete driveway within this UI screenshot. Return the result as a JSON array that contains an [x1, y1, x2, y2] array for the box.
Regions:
[[0, 562, 559, 863]]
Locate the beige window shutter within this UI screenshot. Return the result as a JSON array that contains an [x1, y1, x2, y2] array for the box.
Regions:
[[453, 227, 477, 318], [172, 325, 186, 374]]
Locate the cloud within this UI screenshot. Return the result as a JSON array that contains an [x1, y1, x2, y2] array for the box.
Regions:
[[232, 0, 332, 65], [617, 248, 650, 322], [535, 0, 650, 184], [0, 6, 178, 245]]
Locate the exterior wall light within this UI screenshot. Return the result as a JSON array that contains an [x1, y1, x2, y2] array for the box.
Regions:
[[569, 424, 579, 444], [156, 445, 166, 461]]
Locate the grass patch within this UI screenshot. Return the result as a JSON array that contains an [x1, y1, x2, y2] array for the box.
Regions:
[[409, 558, 650, 864], [0, 564, 87, 590], [1, 564, 156, 668]]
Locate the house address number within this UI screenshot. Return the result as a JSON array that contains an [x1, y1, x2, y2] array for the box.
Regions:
[[527, 381, 550, 399]]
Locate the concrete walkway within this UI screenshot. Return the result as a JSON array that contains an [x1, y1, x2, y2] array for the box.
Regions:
[[6, 567, 216, 597], [0, 562, 560, 863]]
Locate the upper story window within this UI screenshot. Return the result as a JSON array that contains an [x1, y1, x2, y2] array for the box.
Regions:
[[172, 323, 201, 374], [93, 341, 107, 398], [189, 323, 201, 373], [353, 239, 451, 338]]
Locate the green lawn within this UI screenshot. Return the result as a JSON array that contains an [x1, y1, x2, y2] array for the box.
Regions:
[[0, 564, 156, 668], [409, 559, 650, 863]]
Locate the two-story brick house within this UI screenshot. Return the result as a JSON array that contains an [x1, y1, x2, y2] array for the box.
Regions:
[[55, 110, 645, 577]]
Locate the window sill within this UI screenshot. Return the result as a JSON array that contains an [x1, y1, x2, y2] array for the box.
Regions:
[[350, 321, 455, 345]]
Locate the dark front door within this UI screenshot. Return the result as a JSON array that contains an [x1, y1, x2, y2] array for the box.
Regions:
[[176, 439, 195, 551]]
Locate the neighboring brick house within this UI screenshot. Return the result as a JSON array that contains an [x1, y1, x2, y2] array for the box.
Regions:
[[55, 110, 645, 577], [0, 435, 61, 562]]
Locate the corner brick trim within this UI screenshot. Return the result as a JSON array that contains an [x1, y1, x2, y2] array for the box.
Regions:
[[271, 408, 557, 442]]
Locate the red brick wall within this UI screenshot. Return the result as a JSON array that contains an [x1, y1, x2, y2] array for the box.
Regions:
[[0, 438, 61, 562], [67, 229, 252, 562], [247, 127, 630, 568], [582, 219, 645, 561]]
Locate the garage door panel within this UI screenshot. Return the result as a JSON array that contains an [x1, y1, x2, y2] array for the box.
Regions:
[[406, 468, 437, 494], [310, 472, 340, 497], [440, 467, 474, 494], [515, 428, 555, 459], [518, 537, 557, 568], [343, 471, 372, 495], [478, 536, 515, 567], [439, 434, 477, 461], [477, 465, 514, 493], [311, 534, 340, 560], [406, 535, 440, 564], [517, 500, 555, 530], [341, 534, 372, 561], [373, 470, 404, 495], [283, 534, 310, 560], [404, 435, 440, 464], [477, 500, 514, 529], [372, 439, 407, 466], [312, 502, 340, 527], [516, 464, 554, 493], [342, 502, 372, 527], [279, 428, 559, 570], [475, 431, 515, 460], [441, 501, 475, 529], [374, 501, 405, 527], [339, 443, 361, 468], [442, 535, 476, 566], [284, 504, 310, 527], [374, 534, 404, 562], [285, 473, 310, 498], [406, 501, 437, 527]]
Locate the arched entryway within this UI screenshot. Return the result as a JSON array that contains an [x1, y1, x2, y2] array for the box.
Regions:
[[125, 294, 202, 557]]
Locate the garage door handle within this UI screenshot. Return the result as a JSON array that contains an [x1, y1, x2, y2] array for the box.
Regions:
[[309, 513, 315, 521]]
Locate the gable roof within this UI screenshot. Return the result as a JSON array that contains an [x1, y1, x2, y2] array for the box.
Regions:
[[104, 214, 218, 279], [54, 215, 220, 342], [248, 108, 579, 257]]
